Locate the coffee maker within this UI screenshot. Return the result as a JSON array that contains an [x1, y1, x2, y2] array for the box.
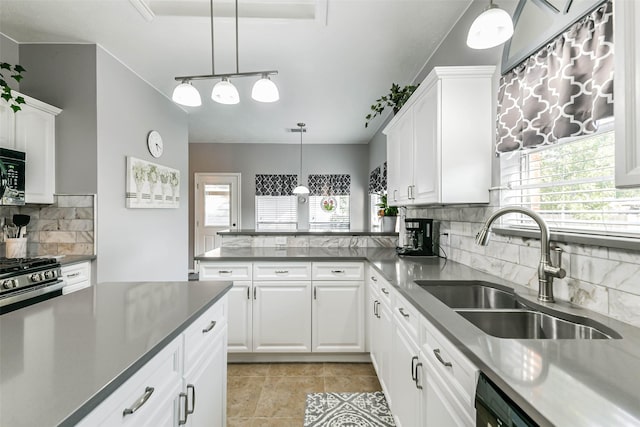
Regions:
[[397, 218, 435, 256]]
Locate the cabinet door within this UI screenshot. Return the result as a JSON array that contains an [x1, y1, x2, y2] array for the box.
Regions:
[[14, 102, 57, 204], [377, 299, 393, 402], [386, 111, 413, 206], [253, 281, 311, 352], [389, 322, 421, 427], [227, 281, 252, 352], [184, 323, 228, 427], [423, 353, 471, 427], [0, 98, 16, 148], [412, 82, 440, 204], [312, 281, 364, 352]]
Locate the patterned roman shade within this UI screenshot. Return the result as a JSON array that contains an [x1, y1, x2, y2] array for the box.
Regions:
[[496, 0, 613, 153], [308, 174, 351, 196], [368, 162, 387, 193], [255, 174, 297, 196]]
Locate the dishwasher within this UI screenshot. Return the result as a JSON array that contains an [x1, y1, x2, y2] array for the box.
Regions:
[[475, 372, 538, 427]]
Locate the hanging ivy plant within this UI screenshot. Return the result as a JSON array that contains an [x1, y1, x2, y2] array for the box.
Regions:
[[0, 62, 26, 113], [365, 83, 418, 128]]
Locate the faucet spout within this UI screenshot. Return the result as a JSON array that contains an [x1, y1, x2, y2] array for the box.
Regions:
[[475, 206, 566, 303]]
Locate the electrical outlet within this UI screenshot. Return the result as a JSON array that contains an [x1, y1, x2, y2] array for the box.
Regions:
[[275, 236, 287, 246], [441, 232, 450, 246]]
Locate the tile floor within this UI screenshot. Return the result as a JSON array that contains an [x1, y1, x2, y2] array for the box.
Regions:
[[227, 362, 382, 426]]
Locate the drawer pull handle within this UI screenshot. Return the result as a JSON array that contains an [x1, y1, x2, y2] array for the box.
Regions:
[[373, 300, 379, 318], [415, 362, 423, 389], [187, 384, 196, 415], [66, 272, 81, 278], [178, 392, 188, 425], [371, 276, 377, 282], [411, 356, 418, 381], [314, 287, 317, 300], [123, 386, 154, 417], [381, 288, 389, 296], [247, 287, 250, 300], [331, 270, 345, 273], [254, 287, 257, 300], [275, 270, 289, 274], [218, 270, 232, 274], [398, 308, 409, 318], [433, 349, 452, 367], [202, 321, 216, 333]]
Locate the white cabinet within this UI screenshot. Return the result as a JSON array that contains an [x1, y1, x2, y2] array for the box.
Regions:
[[390, 310, 422, 427], [366, 267, 394, 401], [61, 261, 92, 295], [226, 281, 252, 352], [615, 0, 640, 187], [0, 91, 61, 204], [422, 352, 469, 427], [253, 280, 312, 352], [384, 66, 494, 206]]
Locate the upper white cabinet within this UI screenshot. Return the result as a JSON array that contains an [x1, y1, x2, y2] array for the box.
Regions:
[[384, 66, 495, 206], [0, 91, 61, 204], [615, 0, 640, 187]]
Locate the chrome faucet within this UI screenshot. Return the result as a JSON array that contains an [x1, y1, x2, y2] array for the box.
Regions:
[[475, 206, 566, 303]]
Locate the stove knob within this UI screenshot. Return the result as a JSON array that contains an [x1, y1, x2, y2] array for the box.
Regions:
[[30, 273, 42, 282], [2, 280, 12, 289], [11, 279, 18, 288], [44, 270, 54, 279]]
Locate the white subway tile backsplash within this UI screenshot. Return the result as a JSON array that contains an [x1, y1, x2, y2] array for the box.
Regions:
[[609, 290, 640, 326]]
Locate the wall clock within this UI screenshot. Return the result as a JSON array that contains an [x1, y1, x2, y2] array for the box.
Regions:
[[147, 130, 164, 158]]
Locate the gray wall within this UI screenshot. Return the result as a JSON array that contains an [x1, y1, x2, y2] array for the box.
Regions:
[[19, 44, 98, 194], [0, 34, 20, 91], [189, 143, 369, 261], [96, 47, 189, 282]]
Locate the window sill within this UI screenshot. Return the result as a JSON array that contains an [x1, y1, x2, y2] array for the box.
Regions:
[[492, 226, 640, 252]]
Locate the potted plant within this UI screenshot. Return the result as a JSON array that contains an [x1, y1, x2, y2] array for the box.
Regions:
[[0, 62, 26, 112], [376, 193, 398, 232], [365, 83, 418, 128]]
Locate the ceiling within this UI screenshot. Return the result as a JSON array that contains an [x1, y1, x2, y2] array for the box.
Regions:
[[0, 0, 472, 144]]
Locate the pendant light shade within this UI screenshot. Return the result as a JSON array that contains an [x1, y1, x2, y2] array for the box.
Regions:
[[293, 122, 309, 195], [467, 1, 513, 50], [172, 81, 202, 107], [211, 78, 240, 104], [252, 75, 280, 103]]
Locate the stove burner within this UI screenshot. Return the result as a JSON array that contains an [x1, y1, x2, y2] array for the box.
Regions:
[[0, 257, 58, 274]]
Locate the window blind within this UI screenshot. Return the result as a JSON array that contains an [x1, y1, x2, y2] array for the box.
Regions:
[[255, 196, 297, 230], [309, 195, 350, 230], [500, 129, 640, 236]]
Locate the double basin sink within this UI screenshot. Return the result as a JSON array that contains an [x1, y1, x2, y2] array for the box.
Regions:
[[417, 281, 621, 340]]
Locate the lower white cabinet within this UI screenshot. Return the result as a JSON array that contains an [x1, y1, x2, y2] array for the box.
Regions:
[[367, 269, 393, 399], [422, 349, 470, 427], [390, 311, 422, 427], [227, 281, 252, 352], [61, 261, 92, 295], [253, 280, 312, 352], [312, 280, 364, 352]]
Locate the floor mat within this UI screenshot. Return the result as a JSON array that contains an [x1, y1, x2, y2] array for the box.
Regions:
[[304, 392, 396, 426]]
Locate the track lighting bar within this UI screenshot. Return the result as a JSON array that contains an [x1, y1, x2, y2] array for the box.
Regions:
[[174, 70, 278, 82]]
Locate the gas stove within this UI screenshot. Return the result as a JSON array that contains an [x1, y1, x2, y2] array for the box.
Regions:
[[0, 257, 64, 314]]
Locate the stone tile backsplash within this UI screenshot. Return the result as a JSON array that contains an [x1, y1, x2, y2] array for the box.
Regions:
[[220, 235, 398, 249], [0, 195, 95, 257], [407, 199, 640, 328]]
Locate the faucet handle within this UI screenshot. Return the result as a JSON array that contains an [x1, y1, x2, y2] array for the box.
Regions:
[[549, 247, 566, 279]]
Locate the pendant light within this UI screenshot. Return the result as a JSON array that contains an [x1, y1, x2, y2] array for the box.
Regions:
[[292, 123, 309, 195], [466, 0, 514, 50], [172, 0, 279, 106]]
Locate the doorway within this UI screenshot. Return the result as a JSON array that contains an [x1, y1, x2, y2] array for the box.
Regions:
[[194, 173, 241, 256]]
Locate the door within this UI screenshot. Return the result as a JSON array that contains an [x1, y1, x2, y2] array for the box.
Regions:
[[194, 173, 240, 256], [312, 281, 364, 352]]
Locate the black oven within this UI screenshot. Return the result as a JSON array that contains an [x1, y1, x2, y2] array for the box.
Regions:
[[0, 147, 26, 206]]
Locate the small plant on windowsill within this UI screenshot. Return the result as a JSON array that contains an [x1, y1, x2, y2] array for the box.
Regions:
[[365, 83, 419, 128], [376, 193, 398, 233], [0, 62, 26, 113]]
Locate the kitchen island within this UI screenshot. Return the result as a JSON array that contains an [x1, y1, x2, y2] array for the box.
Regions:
[[0, 280, 231, 427], [197, 247, 640, 426]]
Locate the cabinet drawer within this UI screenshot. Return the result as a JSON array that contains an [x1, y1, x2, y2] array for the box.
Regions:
[[199, 262, 252, 280], [76, 336, 182, 427], [393, 292, 420, 343], [369, 268, 393, 306], [184, 296, 227, 369], [253, 262, 311, 280], [61, 261, 90, 286], [423, 319, 477, 409], [312, 262, 364, 280]]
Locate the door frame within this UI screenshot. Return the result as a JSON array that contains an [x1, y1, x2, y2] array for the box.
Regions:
[[194, 172, 242, 257]]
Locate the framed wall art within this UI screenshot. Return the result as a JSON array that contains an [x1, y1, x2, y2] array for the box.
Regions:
[[126, 156, 180, 208]]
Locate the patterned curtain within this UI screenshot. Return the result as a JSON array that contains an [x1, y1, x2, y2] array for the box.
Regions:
[[496, 0, 613, 153], [255, 174, 297, 196], [308, 174, 351, 196], [368, 161, 387, 193]]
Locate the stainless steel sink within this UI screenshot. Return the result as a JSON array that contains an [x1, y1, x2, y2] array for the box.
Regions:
[[456, 309, 621, 340], [416, 281, 526, 309]]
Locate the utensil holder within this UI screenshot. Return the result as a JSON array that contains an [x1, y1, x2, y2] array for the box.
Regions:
[[6, 237, 27, 259]]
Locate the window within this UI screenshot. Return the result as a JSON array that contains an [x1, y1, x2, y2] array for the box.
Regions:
[[309, 195, 350, 230], [500, 128, 640, 236], [255, 196, 297, 230], [370, 193, 382, 231], [204, 184, 230, 227]]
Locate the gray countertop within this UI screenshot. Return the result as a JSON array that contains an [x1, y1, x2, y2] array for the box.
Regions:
[[216, 229, 398, 236], [58, 255, 96, 266], [198, 247, 640, 426], [0, 280, 232, 427]]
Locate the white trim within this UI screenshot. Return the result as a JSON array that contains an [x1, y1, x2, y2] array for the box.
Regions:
[[127, 0, 155, 22], [228, 353, 371, 363]]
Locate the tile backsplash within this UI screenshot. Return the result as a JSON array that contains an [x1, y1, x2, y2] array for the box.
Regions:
[[407, 198, 640, 328], [0, 195, 95, 257]]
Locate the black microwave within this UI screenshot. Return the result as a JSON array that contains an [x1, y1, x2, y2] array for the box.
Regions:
[[0, 147, 26, 205]]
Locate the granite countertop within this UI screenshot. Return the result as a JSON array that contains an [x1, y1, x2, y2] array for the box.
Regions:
[[198, 247, 640, 426], [0, 280, 232, 427], [217, 229, 398, 236]]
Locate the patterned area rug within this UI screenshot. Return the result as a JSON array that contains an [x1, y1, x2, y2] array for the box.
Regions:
[[304, 392, 396, 427]]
